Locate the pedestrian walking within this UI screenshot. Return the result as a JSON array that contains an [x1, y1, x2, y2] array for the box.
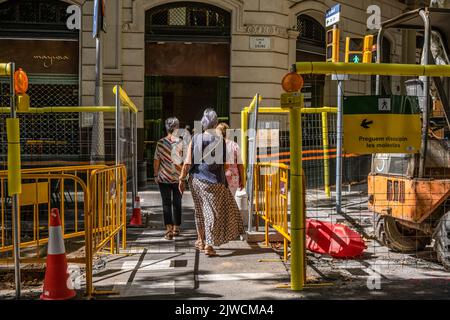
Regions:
[[179, 109, 244, 256], [154, 117, 184, 240], [216, 122, 245, 196]]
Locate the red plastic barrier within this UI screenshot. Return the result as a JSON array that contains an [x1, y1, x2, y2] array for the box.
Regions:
[[306, 219, 366, 258]]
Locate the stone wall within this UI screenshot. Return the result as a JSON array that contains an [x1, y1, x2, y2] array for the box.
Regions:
[[77, 0, 408, 130]]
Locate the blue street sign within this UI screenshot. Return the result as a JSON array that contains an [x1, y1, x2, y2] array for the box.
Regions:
[[326, 4, 341, 27], [93, 0, 105, 39], [93, 0, 99, 38]]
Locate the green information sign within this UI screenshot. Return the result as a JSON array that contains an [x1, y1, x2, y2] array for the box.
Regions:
[[343, 95, 422, 154]]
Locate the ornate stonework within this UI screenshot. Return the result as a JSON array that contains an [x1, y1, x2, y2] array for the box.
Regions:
[[245, 24, 289, 37]]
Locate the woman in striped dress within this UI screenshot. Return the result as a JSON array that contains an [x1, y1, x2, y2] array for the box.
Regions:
[[178, 109, 244, 256], [154, 117, 184, 240]]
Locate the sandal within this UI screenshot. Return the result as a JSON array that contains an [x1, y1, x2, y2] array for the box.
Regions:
[[173, 229, 180, 237], [204, 245, 218, 257], [195, 240, 205, 251], [164, 230, 173, 240]]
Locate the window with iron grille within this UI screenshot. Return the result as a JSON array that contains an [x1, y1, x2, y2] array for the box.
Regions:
[[297, 15, 325, 47], [0, 0, 78, 39], [146, 2, 231, 41], [0, 78, 80, 162]]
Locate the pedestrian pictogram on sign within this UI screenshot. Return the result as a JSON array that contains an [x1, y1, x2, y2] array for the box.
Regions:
[[343, 96, 422, 154], [378, 98, 391, 111]]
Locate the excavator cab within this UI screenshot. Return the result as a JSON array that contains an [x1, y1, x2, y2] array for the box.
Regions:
[[369, 6, 450, 269]]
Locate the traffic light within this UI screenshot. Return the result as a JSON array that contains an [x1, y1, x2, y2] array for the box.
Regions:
[[16, 93, 30, 112], [326, 27, 340, 62], [363, 35, 374, 63], [345, 35, 374, 64], [345, 37, 363, 63], [14, 68, 30, 111]]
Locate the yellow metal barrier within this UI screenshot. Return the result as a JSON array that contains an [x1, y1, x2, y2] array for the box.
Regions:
[[113, 85, 138, 114], [0, 172, 89, 258], [254, 163, 290, 261], [0, 164, 127, 298], [0, 106, 135, 114], [85, 164, 127, 297]]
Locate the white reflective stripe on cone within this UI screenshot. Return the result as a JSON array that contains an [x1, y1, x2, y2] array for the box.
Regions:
[[48, 226, 66, 255]]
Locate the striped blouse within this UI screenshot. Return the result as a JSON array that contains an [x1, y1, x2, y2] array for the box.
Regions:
[[154, 136, 183, 184]]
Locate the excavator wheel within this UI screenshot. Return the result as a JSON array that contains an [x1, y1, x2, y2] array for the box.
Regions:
[[374, 214, 387, 246], [433, 211, 450, 270], [375, 215, 429, 253]]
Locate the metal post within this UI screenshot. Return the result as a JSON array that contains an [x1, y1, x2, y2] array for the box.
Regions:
[[9, 62, 21, 299], [132, 113, 138, 206], [376, 28, 385, 95], [115, 85, 121, 253], [334, 75, 346, 214], [321, 112, 331, 198], [247, 94, 260, 232], [91, 34, 105, 164], [289, 98, 305, 291], [418, 9, 431, 178]]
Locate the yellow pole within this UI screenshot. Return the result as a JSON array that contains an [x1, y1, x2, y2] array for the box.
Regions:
[[241, 108, 249, 184], [294, 62, 450, 77], [238, 107, 338, 115], [0, 106, 136, 114], [321, 112, 331, 198], [6, 119, 22, 195], [288, 95, 305, 291]]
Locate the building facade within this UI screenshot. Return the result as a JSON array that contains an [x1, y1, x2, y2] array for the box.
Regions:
[[0, 0, 415, 175]]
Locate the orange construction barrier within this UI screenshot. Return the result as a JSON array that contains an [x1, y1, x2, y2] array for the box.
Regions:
[[40, 208, 76, 300]]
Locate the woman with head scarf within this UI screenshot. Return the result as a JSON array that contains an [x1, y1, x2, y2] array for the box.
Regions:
[[154, 117, 184, 240], [179, 109, 244, 256]]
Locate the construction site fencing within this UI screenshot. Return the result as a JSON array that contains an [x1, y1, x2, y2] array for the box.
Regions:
[[0, 61, 137, 298], [246, 62, 450, 291], [0, 164, 127, 297], [85, 164, 127, 297], [242, 106, 340, 198]]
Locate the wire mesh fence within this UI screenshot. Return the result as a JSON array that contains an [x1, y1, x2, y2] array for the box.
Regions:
[[248, 69, 450, 287]]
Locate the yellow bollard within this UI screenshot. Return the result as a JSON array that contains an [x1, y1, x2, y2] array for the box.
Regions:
[[7, 118, 22, 195], [241, 108, 248, 184], [281, 92, 305, 291]]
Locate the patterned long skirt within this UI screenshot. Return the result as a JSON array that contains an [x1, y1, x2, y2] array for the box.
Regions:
[[189, 176, 244, 247]]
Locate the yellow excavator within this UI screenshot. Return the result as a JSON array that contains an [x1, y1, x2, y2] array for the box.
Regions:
[[368, 6, 450, 269]]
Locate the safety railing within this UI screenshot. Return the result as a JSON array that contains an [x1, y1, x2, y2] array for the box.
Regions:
[[0, 165, 105, 260], [85, 164, 127, 297], [0, 164, 127, 298], [254, 163, 290, 261], [254, 163, 307, 262]]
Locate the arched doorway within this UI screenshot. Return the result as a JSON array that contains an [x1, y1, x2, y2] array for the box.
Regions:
[[296, 14, 326, 108], [0, 0, 80, 165], [144, 1, 231, 178]]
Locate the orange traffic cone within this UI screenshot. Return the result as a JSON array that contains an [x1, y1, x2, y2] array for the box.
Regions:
[[40, 208, 76, 300], [129, 196, 143, 227]]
